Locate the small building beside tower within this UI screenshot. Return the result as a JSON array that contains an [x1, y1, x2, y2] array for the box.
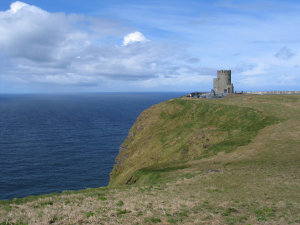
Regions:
[[213, 70, 234, 94]]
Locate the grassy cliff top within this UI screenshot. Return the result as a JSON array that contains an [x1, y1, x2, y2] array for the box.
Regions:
[[109, 95, 280, 186], [1, 94, 300, 225]]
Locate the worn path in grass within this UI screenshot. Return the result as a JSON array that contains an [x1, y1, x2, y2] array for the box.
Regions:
[[1, 94, 299, 225]]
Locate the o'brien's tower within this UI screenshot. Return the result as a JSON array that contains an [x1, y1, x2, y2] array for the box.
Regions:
[[213, 70, 234, 94]]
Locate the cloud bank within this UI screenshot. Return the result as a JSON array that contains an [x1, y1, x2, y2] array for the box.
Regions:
[[0, 1, 202, 90]]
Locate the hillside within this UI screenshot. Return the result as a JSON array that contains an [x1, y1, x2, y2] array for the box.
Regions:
[[109, 96, 278, 186], [1, 94, 300, 225]]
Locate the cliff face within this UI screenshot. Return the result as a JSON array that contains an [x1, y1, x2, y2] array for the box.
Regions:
[[109, 97, 278, 187]]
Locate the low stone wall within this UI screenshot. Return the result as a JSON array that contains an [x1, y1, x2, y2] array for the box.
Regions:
[[243, 91, 300, 95]]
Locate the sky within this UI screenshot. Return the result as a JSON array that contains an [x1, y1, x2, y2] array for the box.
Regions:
[[0, 0, 299, 93]]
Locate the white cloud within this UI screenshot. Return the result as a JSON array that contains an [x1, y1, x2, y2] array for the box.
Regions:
[[0, 2, 199, 88], [0, 1, 71, 62], [10, 1, 28, 13], [123, 31, 147, 46]]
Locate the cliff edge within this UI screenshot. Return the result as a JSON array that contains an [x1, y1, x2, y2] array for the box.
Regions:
[[109, 95, 279, 187]]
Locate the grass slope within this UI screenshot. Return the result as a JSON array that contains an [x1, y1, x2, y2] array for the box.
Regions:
[[109, 96, 278, 186], [0, 94, 299, 225]]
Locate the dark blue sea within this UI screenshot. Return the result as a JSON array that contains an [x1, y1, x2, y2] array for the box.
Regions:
[[0, 92, 184, 200]]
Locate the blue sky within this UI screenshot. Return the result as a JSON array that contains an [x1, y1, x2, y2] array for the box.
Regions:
[[0, 0, 299, 93]]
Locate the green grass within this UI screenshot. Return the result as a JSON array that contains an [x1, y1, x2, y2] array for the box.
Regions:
[[254, 208, 275, 221], [116, 200, 124, 206], [116, 209, 130, 217], [109, 97, 279, 186], [85, 211, 95, 218], [40, 201, 53, 207], [143, 217, 161, 223], [221, 207, 238, 216], [98, 196, 107, 201]]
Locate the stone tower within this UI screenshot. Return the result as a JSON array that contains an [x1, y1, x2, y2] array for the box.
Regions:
[[213, 70, 234, 94]]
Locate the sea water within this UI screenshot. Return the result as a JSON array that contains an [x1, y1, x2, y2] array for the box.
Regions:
[[0, 92, 184, 200]]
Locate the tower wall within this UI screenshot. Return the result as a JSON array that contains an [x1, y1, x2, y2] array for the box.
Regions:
[[214, 70, 234, 94]]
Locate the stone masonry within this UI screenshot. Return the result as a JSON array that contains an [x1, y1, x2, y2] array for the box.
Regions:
[[213, 70, 234, 94]]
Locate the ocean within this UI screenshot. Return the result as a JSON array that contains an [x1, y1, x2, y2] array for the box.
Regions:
[[0, 92, 184, 200]]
